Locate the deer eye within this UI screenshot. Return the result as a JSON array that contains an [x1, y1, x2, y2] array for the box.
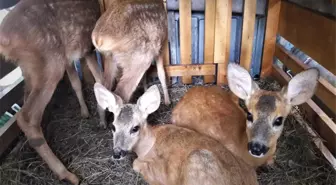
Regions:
[[247, 112, 253, 122], [131, 125, 140, 134], [273, 117, 283, 127]]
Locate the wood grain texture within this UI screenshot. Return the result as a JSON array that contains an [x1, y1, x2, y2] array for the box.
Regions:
[[179, 0, 192, 84], [261, 0, 281, 77], [203, 0, 216, 83], [147, 64, 216, 77], [214, 0, 232, 84], [278, 1, 336, 75], [272, 64, 336, 156], [240, 0, 257, 71]]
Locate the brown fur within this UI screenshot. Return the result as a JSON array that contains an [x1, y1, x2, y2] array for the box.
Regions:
[[133, 124, 258, 185], [171, 86, 283, 168], [91, 0, 171, 128], [0, 0, 101, 184]]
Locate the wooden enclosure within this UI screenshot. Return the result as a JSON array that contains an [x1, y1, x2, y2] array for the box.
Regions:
[[0, 0, 335, 169]]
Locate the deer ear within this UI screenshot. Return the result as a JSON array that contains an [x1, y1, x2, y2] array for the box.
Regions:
[[227, 63, 259, 100], [137, 85, 161, 117], [93, 83, 123, 113], [285, 68, 319, 105]]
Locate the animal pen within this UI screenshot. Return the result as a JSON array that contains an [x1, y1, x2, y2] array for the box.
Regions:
[[0, 0, 335, 184]]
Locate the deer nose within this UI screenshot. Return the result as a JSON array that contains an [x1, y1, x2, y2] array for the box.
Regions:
[[112, 148, 127, 159], [248, 142, 269, 157]]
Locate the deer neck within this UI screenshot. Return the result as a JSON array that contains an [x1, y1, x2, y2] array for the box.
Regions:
[[133, 124, 156, 159]]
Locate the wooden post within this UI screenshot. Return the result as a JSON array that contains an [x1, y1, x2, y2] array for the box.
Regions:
[[214, 0, 232, 85], [179, 0, 192, 84], [261, 0, 281, 77], [240, 0, 257, 71], [203, 0, 216, 83]]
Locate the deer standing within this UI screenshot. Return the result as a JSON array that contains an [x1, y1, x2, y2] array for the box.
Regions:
[[171, 63, 319, 168], [0, 0, 102, 184], [93, 83, 258, 185], [91, 0, 171, 129]]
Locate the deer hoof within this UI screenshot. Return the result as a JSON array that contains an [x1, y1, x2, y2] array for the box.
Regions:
[[99, 121, 107, 129], [164, 99, 171, 105], [61, 171, 80, 185], [81, 107, 90, 118]]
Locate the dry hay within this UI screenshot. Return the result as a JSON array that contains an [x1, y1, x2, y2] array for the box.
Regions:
[[0, 77, 335, 185]]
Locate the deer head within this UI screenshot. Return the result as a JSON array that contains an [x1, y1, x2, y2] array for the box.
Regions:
[[94, 83, 161, 159], [227, 63, 319, 158]]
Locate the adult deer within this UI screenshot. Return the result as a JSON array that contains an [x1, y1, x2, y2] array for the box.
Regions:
[[0, 0, 102, 184], [172, 63, 319, 168], [91, 0, 171, 129], [94, 83, 258, 185]]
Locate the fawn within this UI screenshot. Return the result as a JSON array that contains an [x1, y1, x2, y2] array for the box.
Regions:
[[0, 0, 102, 184], [94, 82, 258, 185], [171, 63, 319, 168], [91, 0, 171, 129]]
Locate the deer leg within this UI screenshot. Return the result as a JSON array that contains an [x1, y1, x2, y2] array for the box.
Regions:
[[156, 54, 170, 105], [114, 59, 152, 103], [66, 63, 89, 118], [85, 53, 103, 84], [17, 67, 79, 185]]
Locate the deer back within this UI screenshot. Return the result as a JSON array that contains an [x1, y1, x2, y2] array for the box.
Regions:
[[0, 0, 100, 62]]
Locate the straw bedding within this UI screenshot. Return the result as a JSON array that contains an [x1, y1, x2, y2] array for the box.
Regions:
[[0, 76, 335, 185]]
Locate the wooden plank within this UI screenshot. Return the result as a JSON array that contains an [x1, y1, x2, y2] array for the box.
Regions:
[[240, 0, 257, 71], [203, 0, 216, 83], [163, 0, 170, 66], [271, 64, 336, 156], [261, 0, 281, 77], [148, 64, 216, 77], [179, 0, 192, 84], [275, 44, 336, 114], [278, 1, 336, 75], [214, 0, 232, 84]]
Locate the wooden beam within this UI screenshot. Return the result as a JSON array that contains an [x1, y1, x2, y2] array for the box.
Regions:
[[203, 0, 216, 83], [98, 0, 105, 13], [0, 117, 20, 158], [179, 0, 192, 84], [163, 0, 170, 66], [261, 0, 281, 77], [148, 64, 216, 77], [240, 0, 257, 71], [278, 1, 336, 75], [214, 0, 232, 84], [275, 44, 336, 114], [271, 64, 336, 156]]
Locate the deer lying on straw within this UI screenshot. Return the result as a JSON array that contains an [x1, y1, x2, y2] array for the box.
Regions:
[[172, 63, 319, 168]]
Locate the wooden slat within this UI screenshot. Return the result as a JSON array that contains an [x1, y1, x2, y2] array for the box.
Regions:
[[148, 64, 216, 77], [214, 0, 232, 84], [203, 0, 216, 83], [0, 117, 21, 158], [261, 0, 281, 77], [271, 64, 336, 156], [240, 0, 257, 71], [275, 44, 336, 114], [278, 1, 336, 75], [179, 0, 192, 84], [163, 0, 170, 66]]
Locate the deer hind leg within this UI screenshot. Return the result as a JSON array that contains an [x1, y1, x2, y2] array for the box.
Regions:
[[85, 53, 103, 84], [156, 54, 170, 105], [66, 62, 89, 118], [114, 56, 152, 103], [17, 62, 79, 185]]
